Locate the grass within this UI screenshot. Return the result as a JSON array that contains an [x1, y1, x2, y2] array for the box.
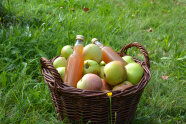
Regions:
[[0, 0, 186, 123]]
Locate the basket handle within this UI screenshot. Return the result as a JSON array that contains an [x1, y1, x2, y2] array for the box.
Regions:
[[120, 42, 150, 68], [40, 57, 63, 90]]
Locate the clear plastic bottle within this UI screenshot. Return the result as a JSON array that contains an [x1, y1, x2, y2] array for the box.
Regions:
[[91, 38, 127, 66], [64, 35, 85, 87]]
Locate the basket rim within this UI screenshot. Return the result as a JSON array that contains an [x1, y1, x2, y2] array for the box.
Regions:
[[46, 56, 151, 98]]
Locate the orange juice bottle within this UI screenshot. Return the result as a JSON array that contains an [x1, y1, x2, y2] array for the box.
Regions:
[[64, 35, 85, 87], [91, 38, 127, 66]]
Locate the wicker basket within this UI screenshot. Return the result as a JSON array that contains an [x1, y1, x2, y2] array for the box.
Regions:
[[40, 42, 151, 124]]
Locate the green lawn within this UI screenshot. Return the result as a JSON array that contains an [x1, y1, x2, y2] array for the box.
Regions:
[[0, 0, 185, 123]]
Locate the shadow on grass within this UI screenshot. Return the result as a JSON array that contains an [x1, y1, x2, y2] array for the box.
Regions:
[[0, 2, 43, 27]]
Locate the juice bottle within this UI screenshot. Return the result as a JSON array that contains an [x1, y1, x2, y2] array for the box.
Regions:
[[91, 38, 127, 66], [64, 35, 85, 87]]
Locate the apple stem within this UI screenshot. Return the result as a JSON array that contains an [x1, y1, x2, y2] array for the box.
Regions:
[[85, 64, 89, 69]]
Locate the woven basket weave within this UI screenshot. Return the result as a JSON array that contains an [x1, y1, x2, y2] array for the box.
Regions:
[[40, 42, 151, 124]]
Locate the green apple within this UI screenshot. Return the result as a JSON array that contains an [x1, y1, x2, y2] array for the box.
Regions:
[[77, 74, 103, 90], [122, 56, 135, 64], [100, 61, 106, 66], [61, 45, 73, 59], [104, 61, 127, 86], [53, 57, 67, 68], [56, 67, 65, 81], [83, 60, 100, 75], [125, 63, 144, 85], [83, 44, 102, 63], [112, 81, 133, 91], [99, 66, 105, 78]]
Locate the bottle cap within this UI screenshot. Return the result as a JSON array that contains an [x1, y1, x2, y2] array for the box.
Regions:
[[91, 38, 98, 44], [76, 35, 85, 42]]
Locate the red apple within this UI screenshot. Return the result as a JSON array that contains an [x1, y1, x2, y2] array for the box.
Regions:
[[101, 79, 111, 90], [77, 74, 102, 91]]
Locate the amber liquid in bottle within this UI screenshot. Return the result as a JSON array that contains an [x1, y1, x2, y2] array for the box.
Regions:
[[92, 38, 127, 66], [64, 36, 84, 87]]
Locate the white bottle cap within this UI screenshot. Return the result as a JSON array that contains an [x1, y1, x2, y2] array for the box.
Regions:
[[76, 35, 85, 42], [91, 38, 99, 43]]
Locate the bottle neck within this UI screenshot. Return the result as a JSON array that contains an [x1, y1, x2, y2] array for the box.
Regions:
[[74, 39, 84, 54], [94, 41, 104, 48], [75, 39, 83, 46]]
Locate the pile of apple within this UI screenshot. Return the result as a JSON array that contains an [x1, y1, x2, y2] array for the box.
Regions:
[[53, 44, 144, 91]]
